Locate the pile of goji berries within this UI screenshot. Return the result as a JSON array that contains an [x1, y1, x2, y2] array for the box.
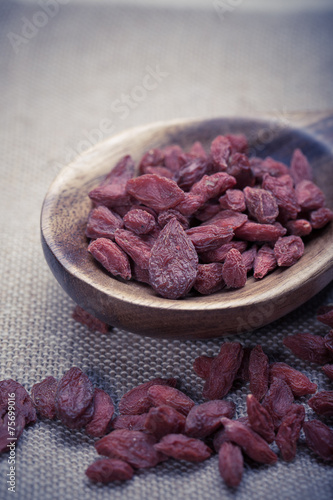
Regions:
[[1, 305, 332, 488], [85, 135, 333, 298]]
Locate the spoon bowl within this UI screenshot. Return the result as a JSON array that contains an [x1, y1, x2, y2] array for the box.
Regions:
[[41, 114, 333, 339]]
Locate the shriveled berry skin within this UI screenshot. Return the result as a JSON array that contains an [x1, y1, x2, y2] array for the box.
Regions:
[[123, 208, 156, 235], [202, 342, 243, 400], [85, 458, 134, 483], [253, 245, 276, 279], [88, 238, 131, 280], [234, 221, 286, 242], [193, 355, 214, 379], [126, 174, 185, 211], [248, 345, 269, 402], [283, 333, 333, 365], [95, 429, 165, 468], [200, 240, 247, 264], [246, 394, 275, 443], [112, 414, 148, 431], [269, 362, 317, 397], [147, 385, 195, 416], [55, 367, 95, 430], [85, 388, 115, 438], [243, 186, 279, 224], [262, 378, 294, 430], [222, 249, 247, 289], [317, 305, 333, 328], [118, 378, 177, 415], [322, 364, 333, 380], [186, 225, 233, 253], [275, 404, 305, 462], [218, 442, 243, 488], [154, 434, 212, 463], [303, 419, 333, 461], [219, 189, 246, 212], [144, 405, 186, 439], [295, 180, 325, 211], [210, 135, 231, 169], [193, 263, 225, 295], [262, 173, 300, 220], [285, 219, 312, 237], [290, 148, 313, 184], [72, 305, 109, 334], [148, 218, 198, 299], [185, 400, 235, 438], [85, 206, 124, 240], [220, 417, 278, 464], [274, 236, 304, 267], [114, 229, 151, 269], [310, 207, 333, 229], [308, 391, 333, 417], [31, 376, 58, 420]]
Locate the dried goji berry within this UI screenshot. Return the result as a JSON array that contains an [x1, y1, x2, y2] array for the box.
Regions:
[[269, 362, 317, 397], [147, 385, 195, 416], [31, 376, 58, 420], [246, 394, 275, 443], [308, 391, 333, 417], [253, 244, 277, 279], [262, 378, 294, 430], [222, 249, 247, 289], [72, 305, 110, 334], [285, 219, 312, 237], [85, 206, 124, 240], [126, 173, 185, 211], [85, 458, 134, 483], [123, 208, 156, 235], [154, 434, 212, 462], [114, 229, 152, 269], [85, 388, 115, 438], [192, 355, 214, 380], [144, 405, 186, 439], [118, 378, 177, 415], [290, 148, 313, 184], [88, 238, 131, 280], [193, 263, 225, 295], [283, 333, 333, 365], [210, 135, 231, 170], [185, 400, 235, 438], [322, 364, 333, 381], [218, 441, 243, 488], [219, 189, 246, 212], [317, 305, 333, 328], [295, 180, 325, 211], [243, 186, 279, 224], [200, 240, 247, 264], [186, 225, 233, 253], [310, 207, 333, 229], [275, 404, 305, 461], [148, 218, 198, 299], [112, 414, 148, 431], [274, 236, 304, 267], [303, 419, 333, 461], [248, 345, 269, 401]]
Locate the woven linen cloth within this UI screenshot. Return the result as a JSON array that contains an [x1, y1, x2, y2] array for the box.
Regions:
[[1, 1, 333, 499]]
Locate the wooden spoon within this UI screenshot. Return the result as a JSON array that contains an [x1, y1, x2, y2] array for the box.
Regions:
[[41, 113, 333, 339]]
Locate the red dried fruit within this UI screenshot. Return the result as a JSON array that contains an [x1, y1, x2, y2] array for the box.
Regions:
[[189, 141, 207, 158], [85, 388, 115, 438], [177, 158, 212, 191], [72, 305, 109, 334], [248, 345, 269, 401], [308, 391, 333, 417], [55, 367, 95, 429], [147, 385, 195, 416], [322, 364, 333, 380], [139, 148, 164, 172], [317, 305, 333, 328], [243, 186, 279, 224], [241, 245, 257, 273], [89, 155, 134, 207], [95, 429, 165, 468], [185, 400, 235, 438], [220, 417, 278, 464], [31, 376, 58, 420], [210, 135, 231, 169], [236, 346, 252, 382], [295, 180, 325, 211], [88, 238, 131, 280], [112, 414, 148, 431], [274, 235, 304, 267], [225, 133, 248, 155], [204, 209, 248, 231], [85, 458, 134, 483], [262, 173, 300, 220], [85, 206, 124, 240], [202, 342, 243, 400], [303, 419, 333, 461], [154, 433, 212, 462], [219, 189, 246, 212], [0, 379, 37, 453], [310, 207, 333, 229], [186, 225, 233, 252], [285, 219, 312, 237], [251, 156, 289, 180], [227, 153, 254, 189], [200, 240, 247, 264], [262, 378, 294, 430], [126, 174, 185, 211], [118, 378, 177, 415], [148, 218, 198, 299], [269, 362, 317, 397], [193, 355, 214, 380], [253, 244, 277, 279], [190, 172, 236, 201], [290, 148, 313, 184], [218, 441, 243, 488], [275, 404, 305, 461], [325, 331, 333, 354], [114, 229, 151, 269], [246, 394, 275, 443], [123, 208, 156, 235], [222, 249, 247, 289], [157, 209, 189, 230], [195, 201, 221, 222], [235, 220, 286, 242], [193, 263, 225, 295], [144, 405, 186, 439], [283, 333, 333, 365]]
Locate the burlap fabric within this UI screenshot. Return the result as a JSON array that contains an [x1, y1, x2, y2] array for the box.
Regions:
[[0, 1, 332, 499]]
